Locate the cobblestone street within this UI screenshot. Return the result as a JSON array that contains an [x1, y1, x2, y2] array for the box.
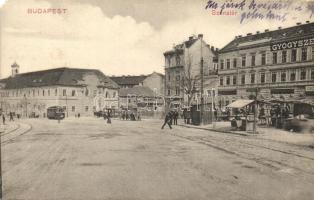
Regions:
[[2, 118, 314, 200]]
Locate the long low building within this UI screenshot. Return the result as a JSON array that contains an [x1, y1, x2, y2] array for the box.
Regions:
[[0, 64, 119, 117], [218, 21, 314, 108]]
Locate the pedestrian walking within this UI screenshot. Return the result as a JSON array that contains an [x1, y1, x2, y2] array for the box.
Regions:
[[173, 111, 178, 125], [161, 111, 173, 129], [107, 112, 111, 124], [3, 114, 6, 125], [9, 112, 14, 121]]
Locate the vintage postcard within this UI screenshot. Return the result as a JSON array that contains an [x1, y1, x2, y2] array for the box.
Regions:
[[0, 0, 314, 199]]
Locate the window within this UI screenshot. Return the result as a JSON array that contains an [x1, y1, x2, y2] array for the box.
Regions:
[[220, 60, 224, 70], [290, 70, 296, 81], [175, 87, 180, 95], [85, 89, 89, 96], [226, 76, 230, 85], [226, 59, 230, 69], [85, 106, 89, 112], [55, 89, 58, 96], [33, 90, 35, 97], [251, 54, 255, 66], [241, 74, 245, 85], [175, 55, 180, 66], [113, 92, 116, 98], [311, 69, 314, 80], [63, 89, 66, 96], [48, 90, 50, 96], [282, 51, 287, 63], [176, 75, 180, 81], [43, 90, 45, 96], [105, 91, 109, 98], [272, 52, 277, 64], [312, 46, 314, 60], [271, 73, 277, 83], [301, 47, 307, 61], [72, 106, 75, 112], [93, 90, 97, 96], [260, 73, 265, 83], [220, 77, 223, 86], [250, 73, 255, 84], [232, 75, 237, 85], [291, 49, 297, 62], [167, 89, 171, 96], [241, 55, 246, 67], [261, 52, 266, 65], [72, 90, 76, 96], [168, 74, 170, 81], [300, 69, 306, 80], [233, 58, 237, 68], [281, 72, 286, 82]]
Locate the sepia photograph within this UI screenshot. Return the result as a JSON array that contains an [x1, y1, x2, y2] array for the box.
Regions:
[[0, 0, 314, 199]]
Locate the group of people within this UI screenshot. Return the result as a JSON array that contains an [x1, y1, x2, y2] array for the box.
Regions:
[[0, 112, 19, 125], [161, 110, 179, 129], [120, 111, 141, 121]]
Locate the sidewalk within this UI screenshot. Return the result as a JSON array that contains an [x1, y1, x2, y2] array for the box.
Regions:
[[179, 121, 314, 147]]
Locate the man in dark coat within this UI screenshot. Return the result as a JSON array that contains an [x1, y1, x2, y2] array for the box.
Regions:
[[173, 110, 178, 125], [161, 111, 173, 129]]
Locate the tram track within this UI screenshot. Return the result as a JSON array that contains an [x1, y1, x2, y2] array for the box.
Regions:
[[170, 131, 314, 182], [1, 122, 33, 145]]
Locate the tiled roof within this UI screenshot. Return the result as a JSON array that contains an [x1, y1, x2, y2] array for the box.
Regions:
[[220, 22, 314, 53], [119, 86, 155, 97], [164, 38, 198, 56], [0, 67, 119, 89], [110, 75, 147, 85]]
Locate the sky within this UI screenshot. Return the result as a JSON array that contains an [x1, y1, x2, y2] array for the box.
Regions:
[[0, 0, 313, 78]]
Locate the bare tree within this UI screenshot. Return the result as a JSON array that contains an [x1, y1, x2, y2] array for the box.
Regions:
[[181, 55, 200, 107]]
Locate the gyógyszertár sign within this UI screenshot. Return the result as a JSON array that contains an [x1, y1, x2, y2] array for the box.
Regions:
[[271, 37, 314, 51]]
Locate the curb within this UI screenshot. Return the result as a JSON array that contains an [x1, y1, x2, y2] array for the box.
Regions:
[[178, 124, 250, 136]]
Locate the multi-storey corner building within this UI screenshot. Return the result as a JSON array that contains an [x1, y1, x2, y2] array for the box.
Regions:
[[218, 22, 314, 108], [0, 64, 119, 117], [163, 34, 218, 108]]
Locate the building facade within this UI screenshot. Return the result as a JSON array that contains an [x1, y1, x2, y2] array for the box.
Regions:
[[218, 22, 314, 108], [111, 72, 164, 96], [0, 65, 119, 117], [163, 34, 218, 108]]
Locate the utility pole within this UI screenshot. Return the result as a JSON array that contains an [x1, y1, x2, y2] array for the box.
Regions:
[[253, 87, 258, 134], [200, 35, 204, 125], [211, 88, 216, 128], [200, 57, 204, 125]]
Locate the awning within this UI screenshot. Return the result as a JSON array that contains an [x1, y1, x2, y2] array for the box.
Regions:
[[226, 99, 254, 108]]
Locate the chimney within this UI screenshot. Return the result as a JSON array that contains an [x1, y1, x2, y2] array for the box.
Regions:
[[247, 33, 252, 36], [206, 44, 210, 48], [265, 29, 269, 32], [189, 36, 193, 41], [198, 34, 203, 39], [306, 21, 310, 24], [238, 35, 242, 37], [278, 27, 282, 30], [296, 22, 302, 25], [256, 31, 260, 34], [211, 46, 214, 51], [11, 62, 20, 77]]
